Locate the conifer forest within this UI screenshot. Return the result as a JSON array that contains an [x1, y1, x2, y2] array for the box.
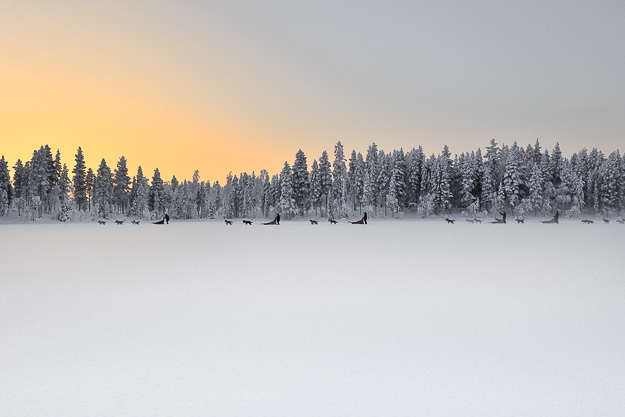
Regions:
[[1, 139, 624, 221]]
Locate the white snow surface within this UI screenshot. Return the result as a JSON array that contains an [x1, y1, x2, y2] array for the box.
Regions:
[[1, 218, 625, 416]]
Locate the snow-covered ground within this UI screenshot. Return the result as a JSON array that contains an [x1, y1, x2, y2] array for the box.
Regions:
[[1, 218, 625, 416]]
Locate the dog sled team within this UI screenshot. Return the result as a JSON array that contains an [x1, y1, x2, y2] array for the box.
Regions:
[[97, 208, 625, 227]]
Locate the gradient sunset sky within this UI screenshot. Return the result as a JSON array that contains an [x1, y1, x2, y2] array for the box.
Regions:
[[1, 0, 624, 182]]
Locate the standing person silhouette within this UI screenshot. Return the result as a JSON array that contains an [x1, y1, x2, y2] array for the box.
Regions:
[[363, 211, 368, 224], [275, 213, 280, 225], [164, 213, 170, 224]]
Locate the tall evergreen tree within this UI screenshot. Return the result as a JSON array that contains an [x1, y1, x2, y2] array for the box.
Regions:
[[332, 141, 348, 217], [86, 168, 95, 211], [0, 156, 11, 215], [113, 156, 131, 214], [279, 162, 295, 219], [72, 147, 87, 211], [93, 158, 113, 218], [148, 168, 166, 217], [318, 150, 332, 216], [292, 149, 309, 216]]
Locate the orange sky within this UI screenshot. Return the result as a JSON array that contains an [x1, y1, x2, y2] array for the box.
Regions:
[[2, 1, 623, 183]]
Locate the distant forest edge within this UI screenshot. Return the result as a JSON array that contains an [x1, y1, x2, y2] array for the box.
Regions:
[[0, 139, 624, 222]]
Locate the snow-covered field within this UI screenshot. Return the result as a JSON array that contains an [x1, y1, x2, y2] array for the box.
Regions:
[[1, 218, 625, 416]]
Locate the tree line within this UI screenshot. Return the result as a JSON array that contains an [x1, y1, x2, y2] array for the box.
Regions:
[[0, 139, 623, 221]]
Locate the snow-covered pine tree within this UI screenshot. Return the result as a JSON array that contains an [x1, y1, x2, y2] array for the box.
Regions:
[[292, 149, 309, 216], [549, 142, 564, 188], [459, 153, 476, 208], [0, 155, 11, 215], [279, 162, 296, 219], [528, 163, 544, 216], [376, 150, 391, 215], [86, 168, 95, 211], [57, 163, 71, 207], [318, 150, 332, 217], [502, 143, 522, 209], [93, 158, 114, 219], [148, 168, 166, 218], [211, 180, 222, 218], [405, 147, 422, 209], [485, 139, 503, 185], [365, 143, 380, 214], [72, 147, 88, 211], [12, 159, 28, 216], [352, 152, 365, 214], [309, 159, 321, 217], [386, 167, 400, 217], [348, 150, 358, 211], [392, 149, 406, 209], [113, 156, 131, 215], [598, 151, 620, 215], [332, 141, 347, 218], [129, 166, 149, 218]]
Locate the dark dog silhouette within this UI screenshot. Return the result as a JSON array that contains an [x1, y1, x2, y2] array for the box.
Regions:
[[328, 218, 337, 225], [115, 220, 124, 225], [98, 220, 106, 225], [516, 219, 524, 224], [445, 218, 455, 224], [309, 220, 318, 225], [224, 219, 233, 225], [131, 220, 140, 225], [243, 220, 253, 225], [582, 220, 594, 224]]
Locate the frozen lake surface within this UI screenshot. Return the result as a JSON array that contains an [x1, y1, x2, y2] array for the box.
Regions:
[[1, 218, 625, 416]]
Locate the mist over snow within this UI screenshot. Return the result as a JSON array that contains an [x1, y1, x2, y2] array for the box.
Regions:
[[1, 219, 624, 416]]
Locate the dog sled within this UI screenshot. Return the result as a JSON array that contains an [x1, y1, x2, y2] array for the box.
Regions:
[[153, 219, 165, 225], [263, 219, 278, 225], [349, 218, 365, 224], [541, 212, 559, 224]]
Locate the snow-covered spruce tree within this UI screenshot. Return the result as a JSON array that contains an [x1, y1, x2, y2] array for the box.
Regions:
[[93, 158, 114, 219], [0, 155, 12, 215], [129, 166, 149, 218], [528, 163, 544, 216], [86, 168, 95, 211], [364, 143, 380, 214], [279, 161, 296, 219], [347, 150, 357, 212], [432, 155, 452, 214], [148, 168, 166, 218], [478, 160, 495, 212], [318, 150, 332, 217], [113, 156, 131, 215], [618, 151, 625, 216], [332, 141, 348, 218], [391, 149, 406, 209], [28, 147, 52, 217], [502, 143, 522, 209], [485, 138, 503, 186], [292, 149, 309, 216], [599, 151, 620, 215], [57, 163, 71, 207], [459, 153, 476, 208], [308, 159, 321, 217], [210, 180, 222, 218], [72, 147, 87, 211], [12, 159, 28, 216], [386, 168, 400, 217], [405, 146, 425, 209], [352, 152, 365, 214], [240, 172, 254, 218]]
